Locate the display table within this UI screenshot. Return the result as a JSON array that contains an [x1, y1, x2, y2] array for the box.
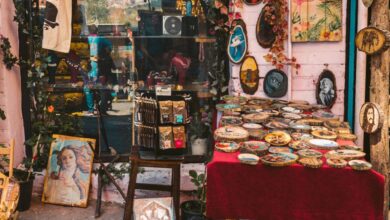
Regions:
[[206, 140, 385, 220]]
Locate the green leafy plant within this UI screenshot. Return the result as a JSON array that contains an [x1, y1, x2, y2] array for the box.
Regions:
[[188, 113, 210, 141], [182, 169, 206, 215], [0, 35, 18, 70]]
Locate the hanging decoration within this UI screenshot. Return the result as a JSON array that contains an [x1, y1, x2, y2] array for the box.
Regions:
[[256, 3, 277, 48], [261, 0, 299, 70], [243, 0, 262, 5], [362, 0, 374, 8], [227, 19, 248, 64], [291, 0, 342, 42], [355, 27, 390, 55], [263, 69, 288, 98], [359, 102, 384, 134], [316, 69, 337, 108], [240, 56, 259, 95]]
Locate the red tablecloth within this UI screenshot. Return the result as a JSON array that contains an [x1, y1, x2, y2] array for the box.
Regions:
[[206, 141, 385, 220]]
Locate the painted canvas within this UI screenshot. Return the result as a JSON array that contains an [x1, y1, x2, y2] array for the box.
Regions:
[[78, 0, 162, 28], [228, 21, 248, 64], [42, 134, 96, 207], [133, 197, 175, 220], [291, 0, 342, 42]]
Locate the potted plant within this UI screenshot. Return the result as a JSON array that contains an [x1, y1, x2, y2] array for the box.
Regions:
[[189, 113, 210, 156], [181, 170, 206, 220]]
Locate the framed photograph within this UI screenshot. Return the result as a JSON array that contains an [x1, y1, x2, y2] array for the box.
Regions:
[[316, 69, 337, 108], [42, 134, 96, 207], [133, 197, 175, 220]]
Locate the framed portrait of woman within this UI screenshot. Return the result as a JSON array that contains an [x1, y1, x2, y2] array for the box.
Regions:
[[316, 69, 337, 108], [42, 134, 96, 207]]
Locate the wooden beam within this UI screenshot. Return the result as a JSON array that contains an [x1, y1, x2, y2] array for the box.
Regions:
[[369, 0, 390, 218]]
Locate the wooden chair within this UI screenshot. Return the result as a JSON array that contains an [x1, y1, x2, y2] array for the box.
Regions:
[[123, 146, 183, 220]]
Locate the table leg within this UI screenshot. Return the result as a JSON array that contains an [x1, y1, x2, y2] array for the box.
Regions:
[[95, 166, 103, 218], [123, 160, 138, 220]]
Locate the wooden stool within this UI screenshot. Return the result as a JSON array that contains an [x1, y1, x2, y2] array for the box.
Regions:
[[123, 147, 182, 220]]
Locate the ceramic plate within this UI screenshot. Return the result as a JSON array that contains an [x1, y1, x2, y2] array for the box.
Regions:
[[220, 116, 243, 127], [327, 158, 347, 168], [289, 123, 312, 132], [214, 126, 249, 142], [242, 113, 270, 123], [291, 133, 313, 141], [281, 106, 302, 114], [297, 149, 323, 159], [216, 103, 241, 112], [289, 140, 311, 150], [269, 147, 293, 154], [261, 153, 298, 167], [222, 95, 248, 104], [215, 142, 240, 153], [248, 130, 268, 140], [308, 139, 339, 150], [298, 158, 323, 168], [242, 123, 262, 130], [247, 98, 272, 106], [325, 150, 366, 160], [239, 141, 269, 156], [238, 153, 260, 165], [265, 131, 292, 146], [311, 126, 329, 132], [348, 160, 372, 171], [264, 119, 290, 130], [311, 130, 338, 140], [282, 112, 302, 120]]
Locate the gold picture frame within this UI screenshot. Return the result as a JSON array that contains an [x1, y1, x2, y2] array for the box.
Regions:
[[42, 134, 96, 207]]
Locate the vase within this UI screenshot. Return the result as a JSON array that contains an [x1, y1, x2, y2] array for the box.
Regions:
[[191, 138, 207, 155]]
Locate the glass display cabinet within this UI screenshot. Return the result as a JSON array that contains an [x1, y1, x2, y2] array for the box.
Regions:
[[38, 0, 216, 159]]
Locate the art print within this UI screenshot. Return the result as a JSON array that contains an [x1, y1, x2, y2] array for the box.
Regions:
[[227, 20, 248, 64], [316, 69, 337, 108], [133, 197, 175, 220], [42, 134, 95, 207], [263, 69, 288, 98]]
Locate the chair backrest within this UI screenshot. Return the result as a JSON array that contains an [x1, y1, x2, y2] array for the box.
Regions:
[[0, 139, 14, 180]]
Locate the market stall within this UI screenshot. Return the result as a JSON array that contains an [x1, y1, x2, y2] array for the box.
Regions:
[[206, 96, 385, 219]]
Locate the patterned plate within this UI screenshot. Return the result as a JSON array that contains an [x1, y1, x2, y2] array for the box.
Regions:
[[261, 153, 298, 167], [327, 158, 347, 168], [215, 142, 240, 153], [265, 131, 292, 146], [348, 160, 372, 171], [325, 150, 366, 160], [239, 141, 270, 156], [269, 146, 293, 154], [214, 126, 249, 142], [297, 149, 323, 159], [311, 130, 338, 140], [298, 158, 323, 168], [289, 140, 311, 150]]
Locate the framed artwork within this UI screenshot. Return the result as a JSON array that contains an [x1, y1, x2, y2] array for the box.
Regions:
[[316, 69, 336, 108], [263, 69, 288, 98], [359, 102, 384, 134], [227, 20, 248, 64], [291, 0, 342, 42], [42, 134, 96, 207], [240, 56, 259, 95], [133, 197, 175, 220], [256, 3, 277, 48], [78, 0, 162, 28]]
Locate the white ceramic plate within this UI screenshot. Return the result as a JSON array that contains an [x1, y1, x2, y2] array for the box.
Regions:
[[348, 160, 372, 171], [308, 139, 339, 150], [238, 153, 260, 165]]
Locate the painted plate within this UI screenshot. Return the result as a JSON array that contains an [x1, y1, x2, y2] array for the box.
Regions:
[[242, 123, 262, 130], [214, 126, 249, 142], [289, 123, 312, 132], [348, 160, 372, 171], [289, 140, 311, 151], [311, 126, 329, 132], [228, 21, 248, 64], [263, 69, 288, 98], [264, 118, 291, 130], [325, 150, 366, 160], [282, 112, 302, 120], [261, 153, 298, 167], [327, 158, 347, 168], [281, 106, 302, 114], [311, 130, 338, 140], [247, 98, 273, 106], [238, 153, 260, 165], [291, 133, 313, 141], [240, 56, 259, 95], [256, 3, 277, 48], [308, 139, 339, 150], [239, 141, 270, 156], [220, 116, 243, 127], [216, 103, 241, 112], [297, 149, 323, 159], [215, 142, 240, 153], [222, 95, 248, 104], [269, 146, 293, 154], [248, 129, 268, 141], [298, 158, 323, 168], [242, 113, 270, 123], [265, 131, 292, 146]]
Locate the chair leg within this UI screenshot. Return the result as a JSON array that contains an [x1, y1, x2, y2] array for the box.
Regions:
[[123, 159, 138, 220], [172, 164, 181, 220]]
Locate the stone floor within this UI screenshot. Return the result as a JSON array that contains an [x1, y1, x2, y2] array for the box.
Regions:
[[18, 196, 124, 220]]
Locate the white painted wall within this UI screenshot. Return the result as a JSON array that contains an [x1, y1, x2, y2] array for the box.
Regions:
[[0, 0, 25, 165], [230, 1, 348, 118]]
